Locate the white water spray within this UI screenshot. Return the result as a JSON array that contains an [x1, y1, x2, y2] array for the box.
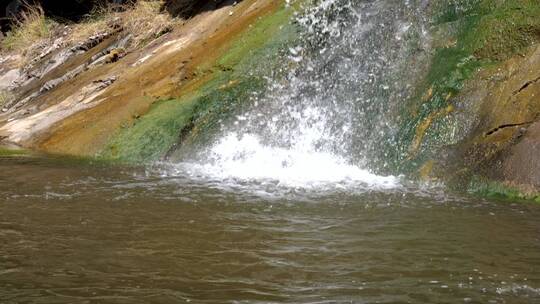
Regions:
[[163, 0, 431, 192], [172, 133, 399, 190]]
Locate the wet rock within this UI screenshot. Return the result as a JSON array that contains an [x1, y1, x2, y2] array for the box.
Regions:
[[437, 44, 540, 194], [502, 122, 540, 188]]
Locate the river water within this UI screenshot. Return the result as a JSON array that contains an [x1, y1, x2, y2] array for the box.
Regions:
[[1, 155, 540, 303]]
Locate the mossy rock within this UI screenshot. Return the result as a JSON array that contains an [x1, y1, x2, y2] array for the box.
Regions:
[[468, 176, 540, 203], [101, 96, 200, 162], [394, 0, 540, 175], [463, 0, 540, 61], [100, 2, 298, 163], [0, 147, 30, 157]]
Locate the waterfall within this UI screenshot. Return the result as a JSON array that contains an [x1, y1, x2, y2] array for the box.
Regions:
[[163, 0, 432, 191]]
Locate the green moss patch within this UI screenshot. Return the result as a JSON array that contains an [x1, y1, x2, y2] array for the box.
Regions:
[[0, 147, 30, 157], [433, 0, 540, 61], [468, 176, 540, 203], [101, 96, 199, 162], [176, 76, 266, 152], [465, 0, 540, 61], [101, 1, 298, 162], [216, 5, 295, 73], [394, 0, 540, 173]]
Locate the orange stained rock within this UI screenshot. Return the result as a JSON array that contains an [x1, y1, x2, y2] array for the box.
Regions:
[[35, 0, 281, 156], [408, 104, 455, 158]]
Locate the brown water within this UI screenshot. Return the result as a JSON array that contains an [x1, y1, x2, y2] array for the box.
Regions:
[[1, 155, 540, 304]]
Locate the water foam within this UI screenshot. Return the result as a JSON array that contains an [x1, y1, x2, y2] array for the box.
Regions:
[[167, 133, 399, 191]]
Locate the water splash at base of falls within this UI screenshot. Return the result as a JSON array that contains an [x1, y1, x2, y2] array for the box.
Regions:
[[163, 0, 431, 192], [162, 133, 400, 192]]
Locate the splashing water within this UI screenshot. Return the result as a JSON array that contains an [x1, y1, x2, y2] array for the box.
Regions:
[[168, 133, 399, 190], [165, 0, 432, 191]]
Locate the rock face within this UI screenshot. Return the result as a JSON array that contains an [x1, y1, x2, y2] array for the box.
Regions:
[[0, 0, 292, 161], [503, 122, 540, 189], [445, 45, 540, 195], [392, 0, 540, 199]]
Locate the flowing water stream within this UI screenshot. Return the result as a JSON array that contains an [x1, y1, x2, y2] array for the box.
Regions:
[[1, 0, 540, 303], [1, 156, 540, 303]]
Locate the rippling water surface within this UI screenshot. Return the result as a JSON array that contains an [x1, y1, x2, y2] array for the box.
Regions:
[[1, 155, 540, 304], [2, 1, 539, 303]]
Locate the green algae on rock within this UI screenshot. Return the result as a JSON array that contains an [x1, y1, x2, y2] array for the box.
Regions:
[[100, 2, 298, 162], [0, 146, 29, 157], [468, 176, 540, 203], [401, 0, 540, 200], [0, 0, 293, 158], [102, 96, 200, 162]]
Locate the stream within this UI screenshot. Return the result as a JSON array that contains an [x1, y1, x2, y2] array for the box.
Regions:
[[1, 155, 540, 303]]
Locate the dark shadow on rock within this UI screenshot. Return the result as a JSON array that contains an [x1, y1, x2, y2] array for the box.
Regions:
[[1, 0, 242, 33], [1, 0, 97, 32], [164, 0, 243, 19]]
